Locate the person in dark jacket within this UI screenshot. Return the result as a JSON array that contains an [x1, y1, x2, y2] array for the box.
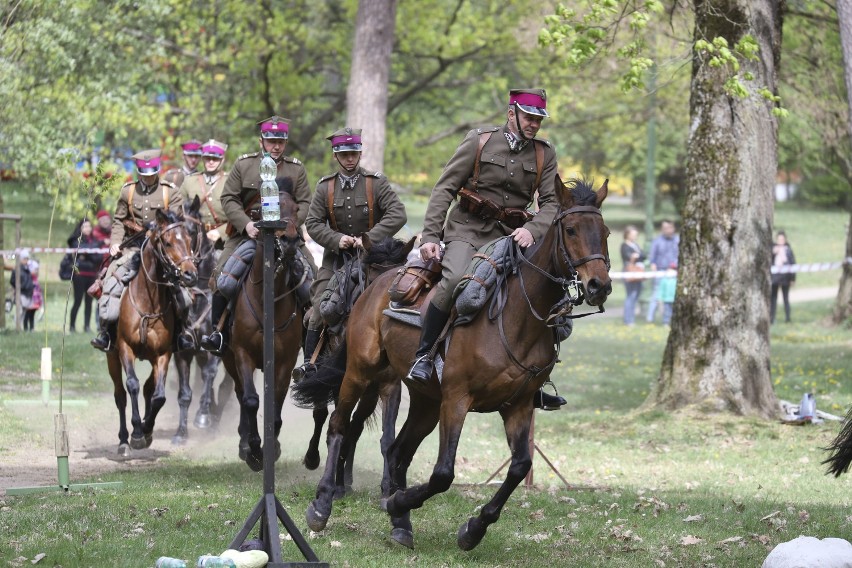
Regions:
[[620, 225, 646, 326], [770, 231, 796, 324], [67, 218, 105, 332], [9, 249, 35, 329]]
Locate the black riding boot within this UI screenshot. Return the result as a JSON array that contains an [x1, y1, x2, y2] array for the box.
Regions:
[[200, 292, 228, 355], [175, 323, 195, 352], [91, 322, 117, 352], [292, 328, 323, 382], [407, 304, 450, 383], [533, 390, 567, 411]]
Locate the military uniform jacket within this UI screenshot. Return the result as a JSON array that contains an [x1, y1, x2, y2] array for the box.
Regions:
[[111, 179, 183, 244], [421, 125, 558, 248], [180, 172, 228, 234], [221, 152, 311, 235], [306, 167, 407, 270]]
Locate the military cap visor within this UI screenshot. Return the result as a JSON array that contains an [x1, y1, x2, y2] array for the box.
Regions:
[[132, 150, 162, 175], [258, 116, 290, 139], [181, 140, 203, 156], [509, 90, 549, 118]]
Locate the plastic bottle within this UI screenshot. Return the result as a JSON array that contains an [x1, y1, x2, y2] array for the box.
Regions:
[[196, 555, 237, 567], [799, 392, 815, 419], [260, 152, 279, 221], [155, 557, 187, 568]]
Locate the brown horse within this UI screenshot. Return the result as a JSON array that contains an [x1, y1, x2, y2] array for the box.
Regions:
[[301, 177, 611, 550], [171, 198, 232, 444], [220, 186, 305, 471], [106, 208, 199, 455]]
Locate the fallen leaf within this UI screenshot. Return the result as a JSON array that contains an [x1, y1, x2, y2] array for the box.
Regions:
[[683, 515, 704, 523], [30, 553, 46, 564], [330, 541, 342, 548], [680, 535, 703, 546], [718, 536, 743, 544], [176, 514, 190, 528], [760, 511, 781, 521], [207, 503, 219, 510], [529, 509, 545, 521], [798, 510, 810, 523]]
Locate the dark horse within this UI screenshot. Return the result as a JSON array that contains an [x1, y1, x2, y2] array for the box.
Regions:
[[221, 186, 305, 471], [299, 177, 611, 549], [824, 406, 852, 477], [296, 236, 414, 498], [171, 198, 232, 444], [107, 208, 198, 455]]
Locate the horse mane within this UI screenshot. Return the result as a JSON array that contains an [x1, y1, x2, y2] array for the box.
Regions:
[[363, 236, 410, 267], [563, 178, 598, 207], [276, 176, 294, 197]]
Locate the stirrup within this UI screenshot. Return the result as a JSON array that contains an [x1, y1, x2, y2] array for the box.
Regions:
[[91, 333, 114, 353], [534, 386, 566, 411], [176, 332, 196, 352], [200, 331, 224, 355], [292, 363, 317, 383], [407, 354, 433, 383]]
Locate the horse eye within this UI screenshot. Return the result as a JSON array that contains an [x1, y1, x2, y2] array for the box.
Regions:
[[565, 226, 576, 237]]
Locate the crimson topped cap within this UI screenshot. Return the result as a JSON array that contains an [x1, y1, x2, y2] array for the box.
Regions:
[[257, 116, 289, 139], [201, 139, 228, 158], [132, 149, 162, 175], [181, 139, 203, 156], [509, 88, 549, 118], [327, 127, 363, 153]]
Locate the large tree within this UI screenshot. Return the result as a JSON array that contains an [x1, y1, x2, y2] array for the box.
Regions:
[[346, 0, 398, 171], [651, 1, 782, 418], [832, 0, 852, 325]]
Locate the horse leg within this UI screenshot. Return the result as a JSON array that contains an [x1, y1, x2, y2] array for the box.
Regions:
[[457, 404, 534, 551], [141, 353, 170, 448], [305, 376, 368, 532], [269, 363, 292, 465], [194, 352, 219, 429], [303, 405, 328, 471], [236, 355, 262, 472], [386, 395, 469, 547], [107, 352, 130, 456], [384, 391, 441, 549], [120, 346, 148, 450], [213, 370, 235, 427], [172, 352, 192, 445], [379, 380, 402, 506], [335, 385, 380, 499]]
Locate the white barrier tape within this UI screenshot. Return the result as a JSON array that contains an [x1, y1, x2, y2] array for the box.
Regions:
[[610, 257, 852, 281], [1, 247, 111, 255]]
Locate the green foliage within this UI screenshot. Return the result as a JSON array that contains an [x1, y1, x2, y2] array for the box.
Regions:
[[796, 172, 852, 209]]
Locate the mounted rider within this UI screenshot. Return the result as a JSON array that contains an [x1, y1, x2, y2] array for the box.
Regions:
[[201, 116, 316, 354], [406, 88, 567, 410], [163, 139, 203, 188], [91, 149, 192, 352], [179, 139, 229, 251], [294, 127, 407, 376]]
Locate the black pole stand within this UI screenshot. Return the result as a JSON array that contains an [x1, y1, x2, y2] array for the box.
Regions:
[[480, 413, 572, 490], [229, 221, 328, 568]]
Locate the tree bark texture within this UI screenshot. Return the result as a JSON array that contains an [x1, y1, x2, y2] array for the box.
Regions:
[[346, 0, 398, 172], [832, 0, 852, 325], [648, 0, 783, 418]]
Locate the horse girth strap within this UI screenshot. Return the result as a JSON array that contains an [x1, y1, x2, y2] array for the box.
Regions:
[[326, 175, 375, 234]]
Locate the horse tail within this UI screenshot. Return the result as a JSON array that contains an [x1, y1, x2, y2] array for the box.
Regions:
[[823, 405, 852, 477], [291, 340, 348, 410]]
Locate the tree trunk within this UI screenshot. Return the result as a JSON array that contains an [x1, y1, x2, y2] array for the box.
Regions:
[[832, 0, 852, 325], [645, 0, 782, 418], [346, 0, 398, 172]]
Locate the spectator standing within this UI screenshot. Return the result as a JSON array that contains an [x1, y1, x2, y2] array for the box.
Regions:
[[67, 219, 104, 332], [646, 220, 679, 324], [657, 262, 677, 325], [91, 210, 112, 331], [25, 258, 42, 331], [9, 249, 35, 329], [620, 225, 645, 326], [770, 231, 795, 324]]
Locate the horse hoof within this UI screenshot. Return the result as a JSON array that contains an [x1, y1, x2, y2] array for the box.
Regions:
[[457, 518, 484, 551], [144, 433, 154, 448], [129, 436, 147, 450], [194, 413, 211, 429], [171, 435, 187, 446], [117, 443, 131, 457], [391, 528, 414, 550], [379, 496, 389, 512], [305, 502, 328, 532], [303, 451, 320, 471], [274, 442, 282, 462], [238, 444, 249, 462], [246, 454, 263, 472]]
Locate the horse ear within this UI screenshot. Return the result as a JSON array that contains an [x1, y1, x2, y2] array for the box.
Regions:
[[556, 175, 575, 209], [155, 208, 169, 224], [361, 232, 372, 251], [595, 179, 609, 209], [402, 235, 417, 258], [191, 195, 201, 212]]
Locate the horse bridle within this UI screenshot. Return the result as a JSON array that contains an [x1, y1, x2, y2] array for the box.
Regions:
[[145, 221, 198, 286]]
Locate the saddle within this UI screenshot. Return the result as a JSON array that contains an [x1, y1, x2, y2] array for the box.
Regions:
[[388, 257, 442, 308]]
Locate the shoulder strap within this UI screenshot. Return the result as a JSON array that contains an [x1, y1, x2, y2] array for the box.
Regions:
[[533, 141, 544, 192], [327, 177, 339, 232], [200, 176, 221, 224], [471, 131, 493, 192], [366, 176, 374, 229], [128, 183, 138, 225], [163, 183, 169, 208]]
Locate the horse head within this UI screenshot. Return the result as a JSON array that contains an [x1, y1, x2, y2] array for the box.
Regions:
[[153, 208, 198, 287], [553, 176, 612, 306], [183, 195, 210, 258], [272, 176, 301, 261]]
